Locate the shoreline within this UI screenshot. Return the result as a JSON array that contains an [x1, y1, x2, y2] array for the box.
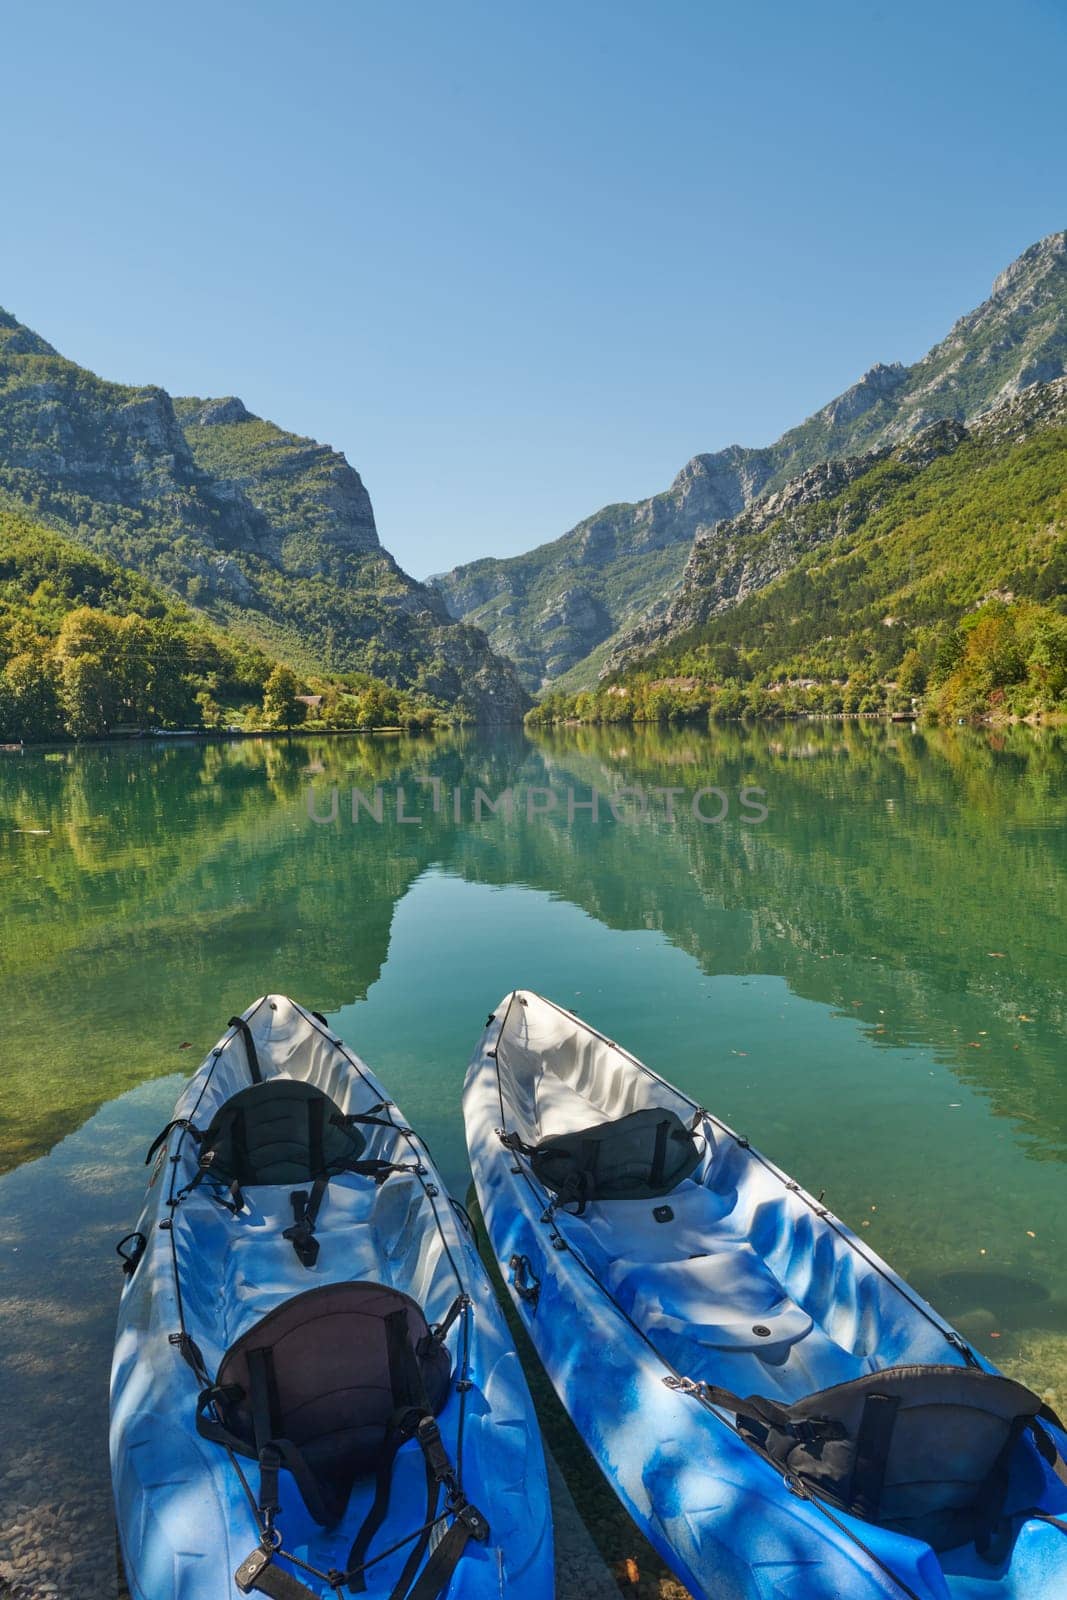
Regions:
[[3, 706, 1065, 756]]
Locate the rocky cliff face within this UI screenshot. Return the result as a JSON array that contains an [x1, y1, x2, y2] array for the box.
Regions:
[[433, 229, 1067, 692], [606, 377, 1067, 673], [0, 315, 529, 721]]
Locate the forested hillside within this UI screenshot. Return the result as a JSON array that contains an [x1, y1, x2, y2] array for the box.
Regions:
[[0, 511, 439, 740], [529, 380, 1067, 725]]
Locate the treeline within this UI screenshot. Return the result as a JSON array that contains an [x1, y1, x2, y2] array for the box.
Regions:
[[527, 600, 1067, 726], [0, 514, 441, 741]]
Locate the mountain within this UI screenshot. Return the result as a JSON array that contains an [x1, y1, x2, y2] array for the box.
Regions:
[[0, 311, 529, 721], [529, 377, 1067, 724], [431, 230, 1067, 692]]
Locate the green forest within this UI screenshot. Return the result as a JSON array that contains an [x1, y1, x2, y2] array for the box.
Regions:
[[0, 512, 442, 741], [529, 410, 1067, 728]]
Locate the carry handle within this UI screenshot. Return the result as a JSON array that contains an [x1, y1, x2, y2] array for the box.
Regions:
[[116, 1231, 147, 1278], [509, 1252, 541, 1307]]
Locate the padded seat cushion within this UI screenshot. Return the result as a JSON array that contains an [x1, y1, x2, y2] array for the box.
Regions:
[[198, 1079, 364, 1187], [530, 1107, 700, 1205]]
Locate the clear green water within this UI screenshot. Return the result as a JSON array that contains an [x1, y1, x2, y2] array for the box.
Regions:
[[1, 724, 1065, 1595]]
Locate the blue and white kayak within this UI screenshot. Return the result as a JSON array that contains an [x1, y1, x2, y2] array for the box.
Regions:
[[464, 990, 1067, 1600], [111, 995, 554, 1600]]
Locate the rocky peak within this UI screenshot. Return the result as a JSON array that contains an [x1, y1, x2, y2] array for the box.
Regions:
[[185, 396, 255, 427], [0, 308, 59, 357], [990, 229, 1066, 301], [816, 362, 908, 429]]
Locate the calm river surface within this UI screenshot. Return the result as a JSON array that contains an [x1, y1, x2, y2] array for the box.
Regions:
[[1, 724, 1065, 1597]]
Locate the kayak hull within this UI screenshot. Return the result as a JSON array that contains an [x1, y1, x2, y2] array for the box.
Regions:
[[464, 990, 1067, 1600], [111, 995, 554, 1600]]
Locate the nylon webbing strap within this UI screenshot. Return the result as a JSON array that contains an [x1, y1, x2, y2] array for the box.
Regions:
[[345, 1420, 405, 1593], [694, 1381, 847, 1443], [284, 1176, 328, 1268], [228, 1016, 263, 1084], [850, 1393, 899, 1518], [403, 1516, 476, 1600], [1033, 1418, 1067, 1484], [246, 1346, 280, 1518]]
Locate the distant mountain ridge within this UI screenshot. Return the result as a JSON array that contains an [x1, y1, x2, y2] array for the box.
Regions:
[[431, 229, 1067, 692], [606, 376, 1067, 676], [0, 314, 529, 720]]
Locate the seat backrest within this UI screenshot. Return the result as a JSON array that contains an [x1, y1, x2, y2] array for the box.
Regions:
[[531, 1106, 700, 1204], [208, 1281, 452, 1524], [742, 1363, 1050, 1552], [198, 1079, 364, 1186]]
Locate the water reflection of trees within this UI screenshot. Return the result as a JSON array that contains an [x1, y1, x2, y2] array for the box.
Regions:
[[1, 723, 1065, 1172]]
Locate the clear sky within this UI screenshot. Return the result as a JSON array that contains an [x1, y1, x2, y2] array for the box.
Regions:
[[1, 0, 1064, 577]]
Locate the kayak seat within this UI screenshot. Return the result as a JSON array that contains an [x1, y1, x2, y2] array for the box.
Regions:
[[607, 1245, 813, 1357], [196, 1281, 452, 1529], [163, 1080, 400, 1269], [527, 1106, 701, 1212], [705, 1364, 1066, 1554], [195, 1079, 366, 1188]]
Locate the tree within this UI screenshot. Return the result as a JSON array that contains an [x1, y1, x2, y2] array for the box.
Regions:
[[262, 664, 304, 731], [898, 648, 927, 695], [0, 648, 63, 740], [55, 608, 124, 737]]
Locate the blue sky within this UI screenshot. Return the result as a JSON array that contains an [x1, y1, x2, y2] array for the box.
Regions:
[[0, 0, 1063, 576]]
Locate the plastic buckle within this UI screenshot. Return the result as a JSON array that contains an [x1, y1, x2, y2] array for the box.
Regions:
[[235, 1547, 272, 1593]]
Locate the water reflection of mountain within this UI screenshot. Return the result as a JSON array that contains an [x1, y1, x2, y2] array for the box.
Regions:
[[1, 722, 1064, 1171]]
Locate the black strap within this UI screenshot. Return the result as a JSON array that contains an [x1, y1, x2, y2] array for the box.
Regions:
[[332, 1111, 395, 1132], [1032, 1417, 1067, 1483], [145, 1118, 202, 1164], [283, 1177, 328, 1269], [246, 1346, 280, 1519], [849, 1393, 899, 1519], [390, 1418, 487, 1600], [229, 1016, 263, 1084], [171, 1330, 212, 1387], [386, 1426, 440, 1599], [345, 1418, 409, 1593], [650, 1118, 669, 1188], [431, 1295, 468, 1345], [696, 1380, 848, 1444], [403, 1515, 476, 1600]]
